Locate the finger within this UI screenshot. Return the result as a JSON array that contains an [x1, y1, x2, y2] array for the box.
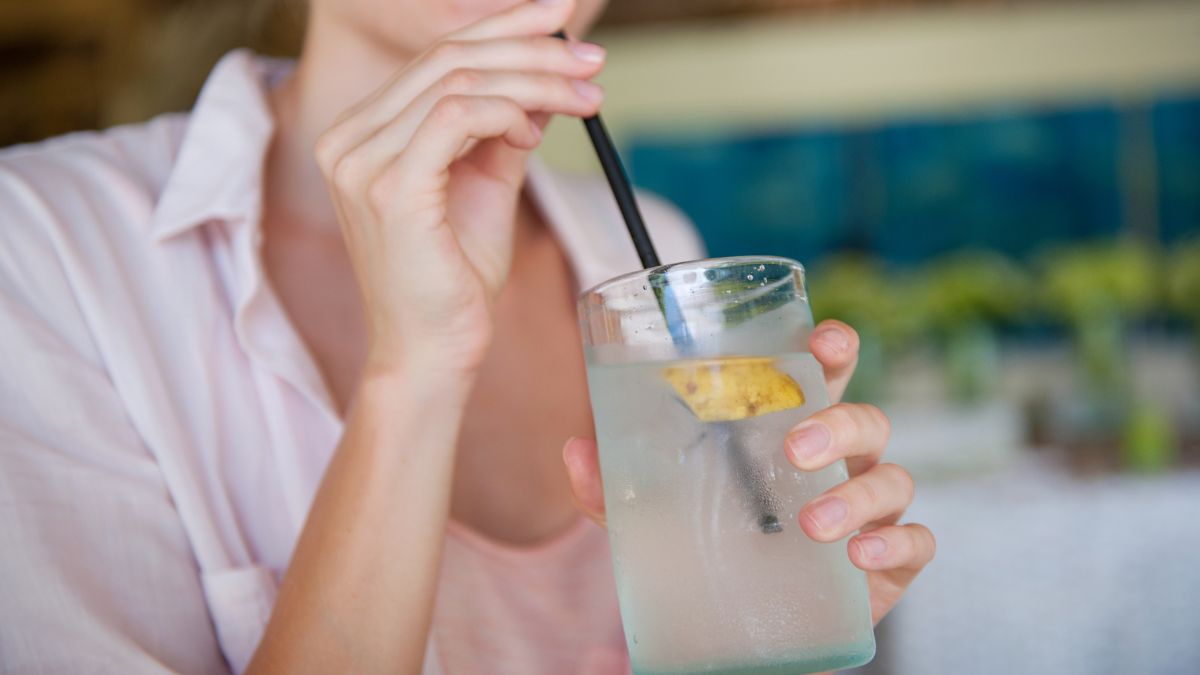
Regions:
[[345, 69, 602, 181], [388, 36, 604, 121], [452, 0, 579, 41], [563, 437, 606, 526], [322, 93, 545, 226], [798, 463, 914, 543], [784, 402, 890, 475], [849, 523, 936, 572], [809, 320, 859, 403], [366, 95, 539, 208], [437, 69, 604, 119], [315, 36, 604, 172]]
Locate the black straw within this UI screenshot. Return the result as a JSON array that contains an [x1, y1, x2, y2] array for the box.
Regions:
[[554, 31, 660, 269], [554, 31, 779, 534], [582, 114, 661, 268]]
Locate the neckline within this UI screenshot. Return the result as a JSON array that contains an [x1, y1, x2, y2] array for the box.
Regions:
[[444, 514, 595, 563]]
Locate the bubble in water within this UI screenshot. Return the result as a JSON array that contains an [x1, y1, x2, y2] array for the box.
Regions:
[[757, 264, 766, 272], [747, 274, 755, 281], [682, 271, 697, 283], [704, 269, 717, 281]]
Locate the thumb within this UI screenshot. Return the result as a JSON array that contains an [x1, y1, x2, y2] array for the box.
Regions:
[[563, 437, 606, 527]]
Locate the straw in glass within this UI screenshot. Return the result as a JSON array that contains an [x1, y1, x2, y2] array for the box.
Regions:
[[556, 31, 782, 534]]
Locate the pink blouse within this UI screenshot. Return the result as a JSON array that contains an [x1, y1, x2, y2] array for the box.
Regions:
[[0, 50, 703, 674]]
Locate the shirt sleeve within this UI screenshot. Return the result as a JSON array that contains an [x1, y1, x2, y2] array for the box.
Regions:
[[0, 166, 227, 674]]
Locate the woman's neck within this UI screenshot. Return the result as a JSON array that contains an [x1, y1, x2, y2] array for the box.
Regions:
[[265, 15, 416, 233]]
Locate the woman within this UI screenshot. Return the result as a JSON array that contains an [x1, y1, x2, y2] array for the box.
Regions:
[[0, 0, 935, 672]]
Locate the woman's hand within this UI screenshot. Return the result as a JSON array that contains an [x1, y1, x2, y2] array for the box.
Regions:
[[563, 320, 936, 625], [252, 5, 607, 671], [314, 0, 605, 379]]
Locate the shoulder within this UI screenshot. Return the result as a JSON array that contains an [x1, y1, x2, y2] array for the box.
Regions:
[[0, 113, 187, 227], [542, 168, 707, 265], [0, 115, 188, 341]]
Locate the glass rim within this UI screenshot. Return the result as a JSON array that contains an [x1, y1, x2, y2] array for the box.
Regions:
[[579, 255, 807, 299]]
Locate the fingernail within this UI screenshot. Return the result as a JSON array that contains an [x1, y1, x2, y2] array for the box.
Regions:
[[571, 79, 604, 103], [804, 496, 848, 533], [530, 121, 544, 141], [787, 423, 831, 464], [856, 535, 888, 560], [814, 328, 850, 355], [537, 0, 566, 5], [568, 41, 606, 63]]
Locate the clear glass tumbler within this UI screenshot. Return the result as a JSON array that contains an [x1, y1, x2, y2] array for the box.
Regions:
[[579, 256, 875, 675]]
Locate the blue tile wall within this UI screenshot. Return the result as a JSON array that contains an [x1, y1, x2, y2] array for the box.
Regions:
[[1155, 96, 1200, 243], [626, 96, 1199, 265]]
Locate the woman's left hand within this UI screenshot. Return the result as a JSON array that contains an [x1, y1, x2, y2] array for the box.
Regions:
[[563, 319, 935, 625]]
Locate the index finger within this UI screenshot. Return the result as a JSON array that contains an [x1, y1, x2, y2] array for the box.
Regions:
[[452, 0, 578, 42], [809, 319, 859, 403]]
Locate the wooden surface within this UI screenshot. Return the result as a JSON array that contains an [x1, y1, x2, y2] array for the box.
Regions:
[[0, 0, 1058, 147], [600, 0, 997, 25], [0, 0, 142, 146], [0, 0, 299, 146]]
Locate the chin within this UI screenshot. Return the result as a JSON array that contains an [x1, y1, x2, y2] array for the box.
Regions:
[[442, 0, 526, 31], [325, 0, 608, 60]]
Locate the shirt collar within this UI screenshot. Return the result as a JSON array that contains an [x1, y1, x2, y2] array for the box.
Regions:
[[148, 48, 624, 288], [527, 156, 622, 291], [151, 49, 290, 242]]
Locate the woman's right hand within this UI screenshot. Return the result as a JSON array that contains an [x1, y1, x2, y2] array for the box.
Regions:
[[314, 0, 605, 382]]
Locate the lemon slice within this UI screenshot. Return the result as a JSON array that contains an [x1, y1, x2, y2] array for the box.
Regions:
[[663, 356, 805, 423]]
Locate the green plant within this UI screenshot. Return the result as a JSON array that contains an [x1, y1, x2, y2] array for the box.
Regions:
[[1039, 239, 1161, 326], [1166, 238, 1200, 323], [914, 250, 1030, 404], [919, 249, 1031, 330], [808, 254, 922, 403], [808, 254, 924, 352], [1037, 238, 1164, 429]]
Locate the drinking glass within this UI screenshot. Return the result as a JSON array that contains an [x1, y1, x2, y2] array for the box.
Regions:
[[579, 256, 875, 675]]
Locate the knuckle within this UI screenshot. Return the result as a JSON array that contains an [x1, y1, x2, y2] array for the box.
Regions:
[[432, 95, 472, 124], [365, 176, 393, 213], [864, 404, 892, 441], [854, 475, 881, 510], [882, 463, 915, 502], [331, 155, 365, 192], [314, 131, 343, 174], [503, 99, 528, 123], [429, 40, 464, 63], [440, 68, 482, 94], [823, 404, 857, 439]]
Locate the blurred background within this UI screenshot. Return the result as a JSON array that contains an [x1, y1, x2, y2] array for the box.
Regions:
[[3, 0, 1198, 673]]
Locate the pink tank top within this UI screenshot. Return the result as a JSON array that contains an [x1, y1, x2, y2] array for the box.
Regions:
[[430, 518, 631, 674]]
